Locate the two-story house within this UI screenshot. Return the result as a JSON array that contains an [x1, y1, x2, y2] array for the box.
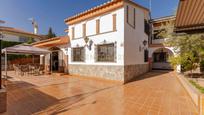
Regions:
[[0, 26, 42, 43], [65, 0, 150, 83]]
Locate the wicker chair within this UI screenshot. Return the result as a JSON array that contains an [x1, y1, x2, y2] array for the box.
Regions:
[[13, 64, 21, 75], [21, 65, 29, 76]]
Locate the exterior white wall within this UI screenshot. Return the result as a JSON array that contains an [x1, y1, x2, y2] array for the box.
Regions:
[[124, 3, 149, 65], [68, 8, 125, 66], [2, 34, 20, 42], [2, 34, 39, 42], [100, 14, 113, 33]]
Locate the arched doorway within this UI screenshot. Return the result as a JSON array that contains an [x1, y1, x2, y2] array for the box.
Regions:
[[152, 48, 174, 70], [49, 47, 60, 72]]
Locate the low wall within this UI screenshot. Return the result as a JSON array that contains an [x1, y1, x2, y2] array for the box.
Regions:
[[124, 64, 149, 83], [176, 73, 203, 114], [69, 64, 124, 82], [69, 64, 149, 83]]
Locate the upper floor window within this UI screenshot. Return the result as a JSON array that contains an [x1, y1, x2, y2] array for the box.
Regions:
[[153, 29, 165, 39], [72, 47, 85, 62], [19, 37, 28, 42], [126, 5, 136, 28], [96, 43, 116, 62]]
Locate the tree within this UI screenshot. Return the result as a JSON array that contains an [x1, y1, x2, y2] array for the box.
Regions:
[[157, 21, 204, 75], [46, 27, 56, 39]]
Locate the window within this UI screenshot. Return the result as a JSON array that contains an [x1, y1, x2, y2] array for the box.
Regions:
[[153, 29, 166, 39], [97, 43, 115, 62], [72, 47, 85, 62], [126, 5, 136, 28], [153, 52, 168, 62], [144, 49, 148, 62], [19, 37, 28, 42]]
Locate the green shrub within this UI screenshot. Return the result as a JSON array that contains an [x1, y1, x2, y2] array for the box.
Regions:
[[189, 80, 204, 93]]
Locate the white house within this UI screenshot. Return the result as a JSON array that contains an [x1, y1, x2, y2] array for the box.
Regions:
[[0, 26, 43, 43], [65, 0, 150, 83]]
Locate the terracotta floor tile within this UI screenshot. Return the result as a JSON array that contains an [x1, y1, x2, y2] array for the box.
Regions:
[[2, 71, 198, 115]]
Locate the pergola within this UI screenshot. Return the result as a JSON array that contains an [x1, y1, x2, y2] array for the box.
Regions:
[[1, 44, 51, 82]]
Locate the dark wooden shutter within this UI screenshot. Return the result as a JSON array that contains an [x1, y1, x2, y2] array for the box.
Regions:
[[144, 49, 149, 62], [96, 19, 100, 34], [113, 14, 117, 31]]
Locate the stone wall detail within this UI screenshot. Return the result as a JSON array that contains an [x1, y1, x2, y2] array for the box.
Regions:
[[124, 64, 149, 83], [69, 64, 149, 83], [69, 64, 124, 81]]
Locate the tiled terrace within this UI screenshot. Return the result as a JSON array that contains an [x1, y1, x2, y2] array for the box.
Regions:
[[1, 71, 198, 115]]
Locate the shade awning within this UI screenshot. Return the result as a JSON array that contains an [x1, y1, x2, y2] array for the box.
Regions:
[[2, 44, 51, 55]]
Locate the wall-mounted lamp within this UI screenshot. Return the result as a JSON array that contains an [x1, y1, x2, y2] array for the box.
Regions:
[[84, 36, 93, 50], [143, 40, 148, 47], [139, 40, 148, 52]]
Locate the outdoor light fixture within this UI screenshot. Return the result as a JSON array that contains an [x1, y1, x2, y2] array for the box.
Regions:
[[143, 40, 148, 46], [139, 40, 148, 52], [84, 36, 89, 44], [84, 36, 93, 50]]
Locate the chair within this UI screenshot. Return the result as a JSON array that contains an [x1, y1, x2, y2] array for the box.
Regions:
[[21, 65, 29, 76], [34, 65, 44, 75], [13, 64, 21, 75]]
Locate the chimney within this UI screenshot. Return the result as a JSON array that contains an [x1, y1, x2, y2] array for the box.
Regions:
[[29, 18, 38, 34]]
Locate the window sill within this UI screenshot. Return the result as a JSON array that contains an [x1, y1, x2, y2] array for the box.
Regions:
[[71, 61, 85, 63], [95, 61, 117, 63]]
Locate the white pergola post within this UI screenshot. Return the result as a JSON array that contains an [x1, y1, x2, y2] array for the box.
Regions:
[[4, 49, 7, 80]]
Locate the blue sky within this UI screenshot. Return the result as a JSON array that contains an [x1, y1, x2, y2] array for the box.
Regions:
[[0, 0, 178, 36]]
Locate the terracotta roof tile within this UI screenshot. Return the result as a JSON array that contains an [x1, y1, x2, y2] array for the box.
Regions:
[[0, 26, 44, 39], [32, 36, 70, 47], [64, 0, 149, 25]]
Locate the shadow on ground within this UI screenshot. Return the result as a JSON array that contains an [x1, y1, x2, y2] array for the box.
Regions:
[[127, 70, 172, 83]]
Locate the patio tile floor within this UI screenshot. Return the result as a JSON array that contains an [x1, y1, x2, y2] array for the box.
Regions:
[[1, 71, 198, 115]]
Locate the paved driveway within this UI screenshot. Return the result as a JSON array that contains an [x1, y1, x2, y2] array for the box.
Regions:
[[3, 71, 198, 115]]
